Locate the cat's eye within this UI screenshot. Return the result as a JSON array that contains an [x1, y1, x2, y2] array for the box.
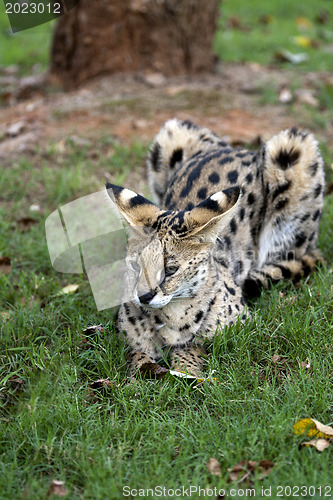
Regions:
[[129, 260, 141, 273], [164, 264, 179, 277]]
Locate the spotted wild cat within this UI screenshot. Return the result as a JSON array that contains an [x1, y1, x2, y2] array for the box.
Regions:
[[106, 119, 324, 376]]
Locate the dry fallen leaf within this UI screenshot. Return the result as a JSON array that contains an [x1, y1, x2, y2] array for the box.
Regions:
[[78, 324, 107, 350], [206, 457, 221, 476], [227, 460, 274, 484], [47, 479, 68, 497], [278, 87, 293, 103], [16, 216, 38, 232], [89, 378, 117, 391], [295, 89, 319, 107], [56, 284, 79, 296], [275, 50, 309, 64], [272, 354, 288, 365], [296, 16, 313, 30], [293, 36, 313, 48], [0, 256, 11, 275], [299, 358, 311, 371], [301, 439, 331, 452], [294, 418, 333, 439], [0, 311, 12, 321]]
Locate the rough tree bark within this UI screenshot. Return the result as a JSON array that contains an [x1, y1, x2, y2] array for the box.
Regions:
[[50, 0, 220, 89]]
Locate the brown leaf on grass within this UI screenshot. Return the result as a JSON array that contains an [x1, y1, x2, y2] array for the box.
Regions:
[[278, 86, 293, 104], [56, 284, 79, 295], [299, 358, 311, 371], [227, 460, 274, 484], [294, 418, 333, 439], [206, 457, 221, 476], [326, 182, 333, 196], [89, 378, 117, 391], [78, 324, 106, 350], [138, 362, 169, 380], [0, 311, 12, 321], [315, 9, 330, 25], [16, 216, 38, 232], [272, 354, 287, 364], [259, 14, 274, 25], [47, 480, 68, 497], [0, 256, 11, 275], [227, 16, 250, 32], [300, 438, 331, 452]]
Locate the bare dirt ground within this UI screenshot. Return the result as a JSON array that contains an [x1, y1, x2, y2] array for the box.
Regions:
[[1, 62, 332, 181]]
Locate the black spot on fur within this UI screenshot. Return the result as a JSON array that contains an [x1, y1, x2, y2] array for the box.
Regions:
[[295, 232, 307, 248], [272, 180, 292, 201], [197, 187, 208, 200], [182, 120, 195, 129], [309, 231, 315, 242], [239, 207, 245, 221], [242, 160, 252, 167], [179, 323, 190, 331], [228, 170, 239, 184], [314, 184, 323, 198], [186, 202, 194, 211], [245, 173, 253, 184], [230, 218, 237, 234], [195, 310, 204, 323], [180, 164, 203, 198], [128, 316, 136, 325], [312, 209, 321, 221], [224, 236, 231, 249], [219, 156, 234, 165], [309, 162, 319, 176], [274, 148, 300, 170], [300, 213, 311, 222], [170, 148, 183, 169], [236, 152, 247, 158], [165, 192, 173, 207], [209, 172, 220, 184], [224, 282, 236, 295], [247, 193, 255, 205], [150, 143, 161, 172], [154, 315, 163, 325], [228, 305, 232, 315], [234, 260, 243, 276], [275, 198, 289, 211], [289, 127, 299, 137]]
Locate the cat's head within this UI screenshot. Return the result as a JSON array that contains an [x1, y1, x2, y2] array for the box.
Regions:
[[106, 183, 240, 309]]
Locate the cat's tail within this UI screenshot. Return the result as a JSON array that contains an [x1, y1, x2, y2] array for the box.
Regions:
[[147, 118, 228, 206]]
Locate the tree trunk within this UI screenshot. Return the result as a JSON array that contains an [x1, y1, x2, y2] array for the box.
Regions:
[[50, 0, 220, 89]]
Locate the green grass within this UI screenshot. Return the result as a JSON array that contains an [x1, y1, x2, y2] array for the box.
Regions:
[[214, 0, 333, 72], [1, 136, 333, 498], [0, 2, 54, 73], [1, 0, 333, 497]]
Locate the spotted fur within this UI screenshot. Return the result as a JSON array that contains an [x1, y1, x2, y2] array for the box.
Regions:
[[107, 119, 324, 376]]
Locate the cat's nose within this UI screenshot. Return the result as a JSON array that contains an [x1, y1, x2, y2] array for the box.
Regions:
[[138, 290, 156, 304]]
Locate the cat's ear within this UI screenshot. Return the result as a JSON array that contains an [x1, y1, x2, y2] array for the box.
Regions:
[[105, 183, 161, 228], [185, 187, 241, 242]]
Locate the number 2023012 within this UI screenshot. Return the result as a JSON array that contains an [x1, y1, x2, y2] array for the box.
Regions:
[[5, 2, 61, 14]]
